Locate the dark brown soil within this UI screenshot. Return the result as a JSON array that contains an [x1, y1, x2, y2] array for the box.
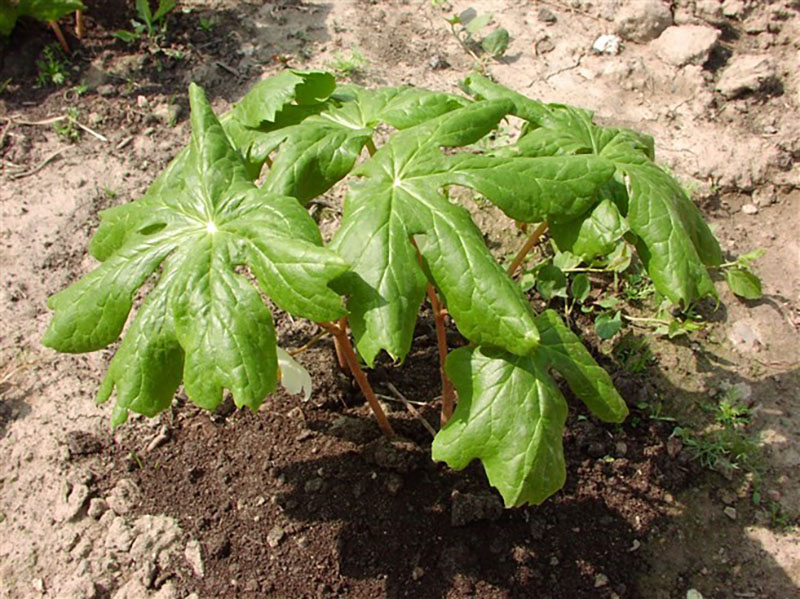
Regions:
[[97, 325, 697, 599]]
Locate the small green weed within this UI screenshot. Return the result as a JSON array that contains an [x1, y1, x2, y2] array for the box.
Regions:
[[327, 46, 367, 77], [53, 108, 81, 142], [614, 334, 656, 374], [198, 16, 216, 32], [113, 0, 176, 43], [37, 44, 70, 87]]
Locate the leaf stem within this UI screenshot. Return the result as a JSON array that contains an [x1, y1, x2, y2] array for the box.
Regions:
[[366, 138, 377, 156], [507, 221, 548, 277], [330, 316, 351, 375], [75, 11, 85, 39], [288, 330, 331, 357], [321, 319, 395, 437], [411, 237, 455, 425], [49, 21, 70, 54], [621, 314, 671, 326]]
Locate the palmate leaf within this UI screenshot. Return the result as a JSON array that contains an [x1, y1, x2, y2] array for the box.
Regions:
[[464, 74, 722, 306], [331, 100, 615, 365], [433, 310, 627, 507], [19, 0, 86, 23], [43, 83, 348, 425], [225, 82, 469, 204]]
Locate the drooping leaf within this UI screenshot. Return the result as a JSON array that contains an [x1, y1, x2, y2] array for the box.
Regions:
[[19, 0, 86, 23], [465, 74, 721, 306], [725, 268, 762, 300], [277, 347, 313, 400], [534, 309, 628, 422], [332, 100, 611, 365], [44, 83, 348, 423], [432, 346, 568, 507], [232, 70, 336, 128], [550, 198, 628, 261]]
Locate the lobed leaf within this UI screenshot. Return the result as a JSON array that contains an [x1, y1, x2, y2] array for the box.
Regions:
[[432, 346, 568, 507], [44, 83, 348, 423]]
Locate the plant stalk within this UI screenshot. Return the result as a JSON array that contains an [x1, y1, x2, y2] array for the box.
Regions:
[[411, 237, 455, 425], [321, 320, 395, 437], [49, 21, 70, 54], [507, 221, 548, 277], [330, 316, 351, 375], [75, 11, 84, 39], [366, 138, 377, 156], [426, 281, 456, 425]]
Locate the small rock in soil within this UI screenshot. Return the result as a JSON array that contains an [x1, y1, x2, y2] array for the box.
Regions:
[[615, 441, 628, 457], [450, 490, 503, 526], [304, 477, 324, 493], [615, 0, 672, 42], [105, 516, 134, 552], [724, 506, 738, 520], [267, 525, 286, 548], [185, 538, 204, 577], [651, 25, 720, 66], [428, 54, 450, 70], [87, 497, 108, 519], [538, 7, 557, 23], [107, 478, 141, 515], [718, 489, 737, 505], [593, 34, 622, 55], [721, 0, 745, 19], [716, 54, 779, 99], [96, 84, 117, 97], [666, 436, 683, 459], [55, 483, 90, 522], [386, 473, 403, 495], [129, 514, 182, 564], [412, 566, 425, 580], [741, 203, 759, 214], [66, 431, 103, 457], [595, 572, 610, 587], [364, 437, 425, 473]]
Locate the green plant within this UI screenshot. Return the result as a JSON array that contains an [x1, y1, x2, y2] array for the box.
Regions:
[[45, 70, 740, 507], [445, 8, 510, 65], [718, 248, 764, 300], [53, 107, 81, 141], [36, 43, 70, 87], [327, 46, 367, 77], [0, 0, 85, 37], [113, 0, 176, 43], [198, 15, 216, 32]]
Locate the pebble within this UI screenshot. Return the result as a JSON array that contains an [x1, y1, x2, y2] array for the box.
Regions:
[[651, 25, 720, 66], [87, 497, 108, 519], [593, 34, 622, 55], [185, 538, 204, 578], [615, 0, 672, 42], [96, 84, 117, 97], [724, 506, 738, 520], [615, 441, 628, 457], [716, 54, 779, 99], [594, 573, 609, 587], [538, 7, 557, 23], [412, 566, 425, 580], [304, 478, 324, 493], [267, 525, 286, 548], [106, 479, 141, 515], [741, 203, 759, 215], [56, 483, 90, 522], [719, 489, 737, 505]]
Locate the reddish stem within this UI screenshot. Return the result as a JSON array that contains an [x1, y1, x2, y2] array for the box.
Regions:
[[75, 11, 84, 39], [331, 317, 351, 375], [321, 320, 395, 437], [426, 282, 456, 425], [507, 221, 549, 277], [49, 21, 70, 54], [410, 237, 456, 425]]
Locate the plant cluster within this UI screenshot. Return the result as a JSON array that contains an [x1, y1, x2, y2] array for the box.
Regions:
[[45, 70, 743, 507], [112, 0, 175, 44]]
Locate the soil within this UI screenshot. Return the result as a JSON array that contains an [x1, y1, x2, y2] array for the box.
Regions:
[[1, 1, 799, 599]]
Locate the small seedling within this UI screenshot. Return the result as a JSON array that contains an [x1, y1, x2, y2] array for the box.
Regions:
[[198, 16, 216, 32], [36, 44, 70, 87], [113, 0, 176, 43], [327, 46, 367, 77], [53, 107, 81, 142], [445, 7, 510, 66]]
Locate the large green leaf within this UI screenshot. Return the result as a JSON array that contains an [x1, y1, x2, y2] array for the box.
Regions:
[[19, 0, 86, 23], [466, 74, 721, 306], [534, 310, 628, 422], [432, 346, 568, 507], [549, 198, 628, 260], [43, 83, 348, 423], [331, 100, 615, 365]]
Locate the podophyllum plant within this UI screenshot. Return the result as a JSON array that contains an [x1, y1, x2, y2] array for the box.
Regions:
[[44, 70, 726, 506], [0, 0, 86, 52]]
